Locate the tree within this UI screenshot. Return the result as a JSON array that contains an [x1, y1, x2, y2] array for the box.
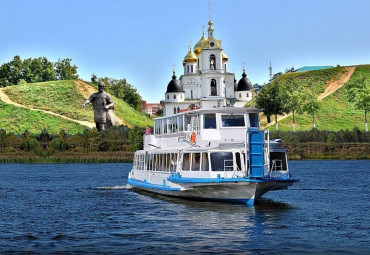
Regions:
[[54, 58, 79, 80], [256, 82, 285, 131], [346, 76, 370, 132], [282, 80, 304, 132], [302, 92, 321, 129], [8, 56, 23, 84]]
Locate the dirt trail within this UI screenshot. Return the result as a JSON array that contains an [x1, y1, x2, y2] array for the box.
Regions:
[[74, 80, 126, 126], [0, 86, 95, 128], [263, 66, 357, 128]]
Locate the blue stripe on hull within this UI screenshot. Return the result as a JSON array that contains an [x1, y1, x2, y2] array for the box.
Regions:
[[127, 178, 181, 191]]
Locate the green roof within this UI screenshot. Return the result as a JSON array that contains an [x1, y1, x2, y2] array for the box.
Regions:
[[295, 66, 334, 72]]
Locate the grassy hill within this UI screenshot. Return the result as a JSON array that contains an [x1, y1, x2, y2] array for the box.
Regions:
[[250, 65, 369, 131], [0, 80, 152, 134]]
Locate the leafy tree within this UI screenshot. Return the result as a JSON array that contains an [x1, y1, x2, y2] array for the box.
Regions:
[[302, 92, 321, 129], [8, 56, 23, 84], [128, 126, 144, 151], [282, 80, 304, 132], [346, 75, 370, 132], [93, 75, 142, 111], [256, 82, 285, 131], [54, 58, 79, 80]]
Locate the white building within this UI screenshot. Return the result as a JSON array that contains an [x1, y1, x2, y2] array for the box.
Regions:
[[163, 15, 253, 116]]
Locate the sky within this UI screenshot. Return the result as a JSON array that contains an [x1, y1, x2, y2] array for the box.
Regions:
[[1, 0, 369, 102]]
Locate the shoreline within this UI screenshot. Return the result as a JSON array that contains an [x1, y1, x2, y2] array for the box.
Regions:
[[0, 143, 368, 163]]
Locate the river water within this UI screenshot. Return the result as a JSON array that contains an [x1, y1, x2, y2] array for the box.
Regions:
[[0, 160, 369, 254]]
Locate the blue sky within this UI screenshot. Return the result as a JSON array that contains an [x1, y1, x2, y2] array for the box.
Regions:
[[1, 0, 369, 102]]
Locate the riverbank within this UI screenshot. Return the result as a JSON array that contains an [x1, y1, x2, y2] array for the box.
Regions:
[[0, 143, 368, 163], [284, 143, 370, 160], [0, 151, 134, 163]]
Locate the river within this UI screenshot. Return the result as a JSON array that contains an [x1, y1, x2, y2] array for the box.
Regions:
[[0, 160, 369, 254]]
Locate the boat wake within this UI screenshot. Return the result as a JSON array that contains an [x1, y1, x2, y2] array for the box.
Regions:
[[95, 185, 127, 190]]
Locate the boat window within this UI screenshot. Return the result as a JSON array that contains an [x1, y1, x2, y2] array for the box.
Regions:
[[182, 153, 191, 171], [235, 152, 241, 171], [203, 114, 217, 129], [221, 114, 245, 127], [249, 113, 259, 127], [190, 114, 200, 132], [191, 153, 201, 171], [166, 154, 171, 172], [184, 114, 191, 131], [201, 153, 209, 171], [171, 117, 177, 132], [210, 152, 233, 171], [178, 115, 184, 132], [163, 120, 168, 134], [270, 152, 287, 171], [170, 153, 177, 172]]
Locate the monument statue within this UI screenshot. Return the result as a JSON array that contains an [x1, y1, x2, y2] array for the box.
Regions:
[[81, 81, 117, 132]]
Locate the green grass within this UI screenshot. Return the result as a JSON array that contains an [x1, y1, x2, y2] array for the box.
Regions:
[[2, 80, 153, 132], [4, 80, 94, 121], [0, 101, 86, 134], [267, 65, 369, 131]]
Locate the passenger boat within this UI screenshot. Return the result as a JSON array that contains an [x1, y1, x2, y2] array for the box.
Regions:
[[127, 107, 299, 205], [127, 6, 298, 205]]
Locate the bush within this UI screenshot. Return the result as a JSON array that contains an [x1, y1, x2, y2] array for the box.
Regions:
[[20, 138, 40, 151]]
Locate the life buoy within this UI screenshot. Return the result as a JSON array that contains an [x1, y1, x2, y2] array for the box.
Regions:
[[191, 132, 196, 144]]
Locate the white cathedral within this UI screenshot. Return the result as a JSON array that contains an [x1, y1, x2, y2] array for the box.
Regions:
[[163, 14, 254, 117]]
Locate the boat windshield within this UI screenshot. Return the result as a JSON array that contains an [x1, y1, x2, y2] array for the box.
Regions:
[[221, 114, 245, 127]]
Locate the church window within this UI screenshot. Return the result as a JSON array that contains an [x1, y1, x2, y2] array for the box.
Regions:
[[167, 95, 169, 99], [191, 65, 193, 73], [224, 64, 227, 71], [177, 107, 180, 113], [181, 94, 183, 99], [246, 93, 249, 97], [187, 65, 189, 73], [239, 93, 242, 98], [191, 90, 193, 98], [211, 79, 217, 96], [210, 54, 216, 70], [174, 107, 176, 114], [174, 94, 176, 99], [198, 58, 199, 68]]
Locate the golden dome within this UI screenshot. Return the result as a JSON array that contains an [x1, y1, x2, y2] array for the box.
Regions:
[[222, 52, 228, 61], [194, 34, 207, 55], [184, 49, 198, 63]]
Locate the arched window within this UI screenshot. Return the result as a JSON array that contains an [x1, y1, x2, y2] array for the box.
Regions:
[[191, 90, 193, 98], [239, 93, 242, 98], [191, 65, 193, 73], [174, 107, 176, 114], [174, 94, 176, 99], [246, 93, 249, 97], [167, 95, 169, 99], [177, 107, 180, 113], [187, 65, 189, 73], [210, 54, 216, 70], [224, 64, 227, 71], [181, 94, 183, 99], [211, 79, 217, 96]]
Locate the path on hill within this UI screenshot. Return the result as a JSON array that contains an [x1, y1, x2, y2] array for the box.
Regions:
[[0, 87, 96, 128], [263, 66, 357, 128], [74, 80, 127, 126]]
